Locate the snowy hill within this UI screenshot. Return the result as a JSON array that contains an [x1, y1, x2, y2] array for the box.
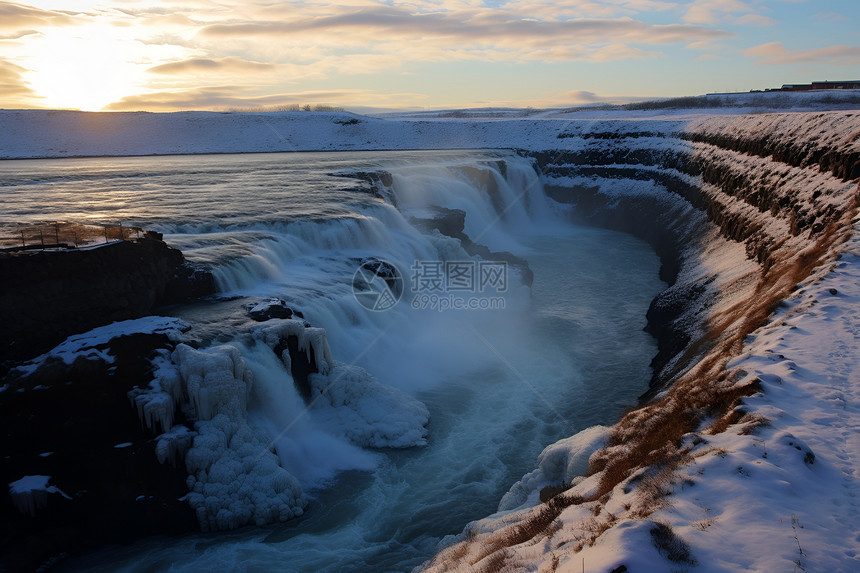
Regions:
[[1, 90, 858, 160]]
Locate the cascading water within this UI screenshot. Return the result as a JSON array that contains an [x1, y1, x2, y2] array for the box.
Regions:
[[2, 151, 665, 572]]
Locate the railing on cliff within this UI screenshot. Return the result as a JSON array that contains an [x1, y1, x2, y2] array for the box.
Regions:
[[0, 221, 144, 252]]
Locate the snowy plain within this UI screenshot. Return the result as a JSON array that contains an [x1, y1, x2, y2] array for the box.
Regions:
[[3, 91, 860, 571]]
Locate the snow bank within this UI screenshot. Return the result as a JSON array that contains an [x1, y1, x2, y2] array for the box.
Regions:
[[419, 109, 860, 572], [3, 91, 858, 160]]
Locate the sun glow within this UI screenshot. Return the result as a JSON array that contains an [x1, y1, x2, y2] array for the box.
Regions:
[[25, 25, 147, 111]]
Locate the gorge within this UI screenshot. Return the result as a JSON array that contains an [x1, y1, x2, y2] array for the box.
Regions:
[[1, 105, 858, 572]]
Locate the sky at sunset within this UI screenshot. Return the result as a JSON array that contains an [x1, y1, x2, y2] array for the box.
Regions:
[[1, 0, 859, 112]]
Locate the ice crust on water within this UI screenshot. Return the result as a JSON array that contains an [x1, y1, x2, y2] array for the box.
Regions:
[[8, 475, 71, 517], [308, 363, 430, 448], [498, 425, 609, 512]]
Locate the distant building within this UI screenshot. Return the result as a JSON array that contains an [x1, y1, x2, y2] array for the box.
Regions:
[[779, 81, 860, 91]]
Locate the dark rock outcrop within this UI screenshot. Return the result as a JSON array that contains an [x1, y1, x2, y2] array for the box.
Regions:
[[246, 298, 298, 321], [0, 333, 197, 572], [0, 234, 215, 370], [411, 207, 535, 286]]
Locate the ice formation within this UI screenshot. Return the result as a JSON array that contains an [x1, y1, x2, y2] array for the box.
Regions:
[[183, 414, 305, 532], [308, 363, 430, 448], [113, 313, 430, 531], [154, 425, 195, 466], [8, 475, 71, 517], [172, 343, 253, 422], [167, 343, 308, 531], [498, 425, 609, 511], [253, 319, 333, 375]]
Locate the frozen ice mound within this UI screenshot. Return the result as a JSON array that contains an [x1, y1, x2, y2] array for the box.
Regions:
[[168, 343, 308, 531], [173, 343, 253, 421], [184, 414, 306, 532], [155, 424, 195, 466], [498, 425, 609, 512], [308, 363, 430, 448]]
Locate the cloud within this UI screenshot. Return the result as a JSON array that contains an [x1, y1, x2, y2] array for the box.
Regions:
[[190, 4, 731, 68], [734, 14, 777, 27], [136, 32, 196, 47], [0, 28, 39, 40], [562, 90, 602, 103], [0, 2, 84, 30], [140, 13, 202, 28], [746, 42, 860, 65], [147, 57, 273, 75], [199, 9, 723, 44], [814, 12, 847, 22], [683, 0, 775, 26], [0, 57, 42, 105], [103, 85, 427, 111]]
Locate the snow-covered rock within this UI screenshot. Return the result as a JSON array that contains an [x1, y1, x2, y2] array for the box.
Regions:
[[8, 475, 71, 517]]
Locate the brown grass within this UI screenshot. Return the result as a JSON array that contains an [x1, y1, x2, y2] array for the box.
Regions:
[[586, 191, 857, 511], [650, 521, 697, 565]]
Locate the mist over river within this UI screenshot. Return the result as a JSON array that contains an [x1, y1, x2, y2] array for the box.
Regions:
[[0, 150, 664, 572]]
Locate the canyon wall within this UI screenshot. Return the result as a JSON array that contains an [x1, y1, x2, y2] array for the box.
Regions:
[[421, 111, 860, 572]]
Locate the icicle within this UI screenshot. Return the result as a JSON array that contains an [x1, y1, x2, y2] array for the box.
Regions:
[[253, 319, 334, 375], [155, 425, 196, 466]]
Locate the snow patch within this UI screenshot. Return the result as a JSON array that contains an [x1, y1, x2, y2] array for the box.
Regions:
[[8, 475, 71, 516], [14, 316, 190, 375]]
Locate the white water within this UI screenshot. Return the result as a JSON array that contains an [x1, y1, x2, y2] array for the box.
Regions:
[[0, 151, 664, 572]]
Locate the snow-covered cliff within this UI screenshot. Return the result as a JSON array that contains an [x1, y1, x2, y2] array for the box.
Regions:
[[419, 111, 860, 572]]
